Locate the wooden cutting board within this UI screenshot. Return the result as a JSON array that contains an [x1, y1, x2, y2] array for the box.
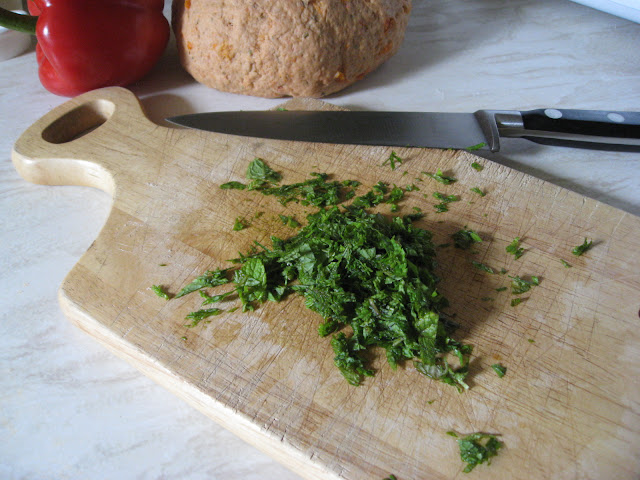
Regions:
[[12, 87, 640, 479]]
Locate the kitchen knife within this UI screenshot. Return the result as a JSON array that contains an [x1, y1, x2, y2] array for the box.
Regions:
[[167, 108, 640, 152]]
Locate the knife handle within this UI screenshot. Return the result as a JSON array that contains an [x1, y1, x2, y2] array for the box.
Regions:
[[502, 109, 640, 151]]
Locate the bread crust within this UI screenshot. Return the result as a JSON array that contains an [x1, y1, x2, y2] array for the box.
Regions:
[[172, 0, 411, 98]]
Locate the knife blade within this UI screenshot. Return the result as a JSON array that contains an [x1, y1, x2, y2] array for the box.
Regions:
[[167, 108, 640, 152]]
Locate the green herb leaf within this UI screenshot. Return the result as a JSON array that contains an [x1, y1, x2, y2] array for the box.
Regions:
[[150, 284, 170, 300], [175, 269, 231, 298], [457, 433, 503, 472], [220, 181, 247, 190], [509, 275, 539, 295], [331, 332, 374, 386], [452, 229, 482, 249], [383, 151, 403, 170], [472, 261, 494, 274], [415, 359, 470, 393], [466, 143, 487, 151], [495, 286, 507, 292], [491, 363, 507, 378], [184, 308, 222, 327], [233, 257, 268, 310], [246, 157, 282, 183], [386, 185, 406, 211], [254, 171, 358, 207], [233, 217, 248, 231], [424, 168, 456, 185], [572, 238, 593, 256], [470, 160, 484, 169], [352, 181, 389, 208], [505, 237, 525, 259], [199, 290, 234, 305], [470, 187, 486, 197], [403, 207, 424, 223], [561, 259, 572, 268], [434, 202, 449, 213], [433, 192, 460, 203], [510, 298, 524, 307], [279, 214, 301, 228]]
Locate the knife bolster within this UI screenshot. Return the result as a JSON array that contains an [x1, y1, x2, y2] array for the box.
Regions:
[[474, 110, 523, 152]]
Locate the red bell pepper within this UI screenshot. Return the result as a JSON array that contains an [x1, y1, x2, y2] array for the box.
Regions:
[[0, 0, 169, 96]]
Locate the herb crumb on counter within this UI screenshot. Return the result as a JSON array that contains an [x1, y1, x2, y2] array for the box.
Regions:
[[383, 151, 403, 170], [150, 284, 170, 300], [572, 238, 594, 256], [423, 168, 457, 185], [452, 228, 482, 249], [506, 236, 525, 259], [448, 431, 504, 473], [491, 363, 507, 378]]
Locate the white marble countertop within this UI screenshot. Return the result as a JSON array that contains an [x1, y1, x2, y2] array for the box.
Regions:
[[1, 1, 638, 479]]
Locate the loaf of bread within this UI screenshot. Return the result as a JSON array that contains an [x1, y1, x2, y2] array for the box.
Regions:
[[172, 0, 412, 98]]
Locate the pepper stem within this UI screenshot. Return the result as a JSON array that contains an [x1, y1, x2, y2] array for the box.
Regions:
[[0, 7, 37, 35]]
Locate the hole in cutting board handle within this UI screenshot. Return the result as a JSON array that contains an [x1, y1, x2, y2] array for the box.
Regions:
[[41, 99, 115, 144]]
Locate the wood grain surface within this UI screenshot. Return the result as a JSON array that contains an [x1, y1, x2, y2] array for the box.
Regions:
[[12, 87, 640, 479]]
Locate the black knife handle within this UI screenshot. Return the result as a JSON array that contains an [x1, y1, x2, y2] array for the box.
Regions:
[[519, 108, 640, 150]]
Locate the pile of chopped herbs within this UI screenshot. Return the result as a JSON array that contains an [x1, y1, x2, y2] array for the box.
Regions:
[[178, 158, 473, 390], [233, 205, 471, 389]]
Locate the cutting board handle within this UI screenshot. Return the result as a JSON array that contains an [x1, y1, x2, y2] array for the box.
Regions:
[[12, 87, 159, 196]]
